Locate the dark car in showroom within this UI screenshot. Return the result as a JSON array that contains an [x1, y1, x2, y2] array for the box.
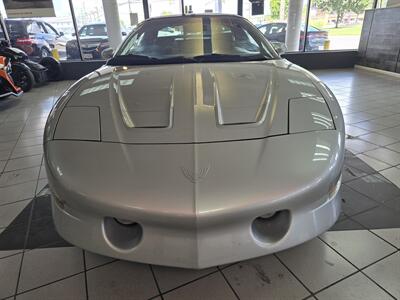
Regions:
[[257, 22, 328, 51], [66, 23, 127, 60], [4, 19, 66, 59]]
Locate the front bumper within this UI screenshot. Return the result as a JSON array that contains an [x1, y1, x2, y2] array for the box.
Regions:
[[46, 130, 344, 268], [52, 188, 341, 268]]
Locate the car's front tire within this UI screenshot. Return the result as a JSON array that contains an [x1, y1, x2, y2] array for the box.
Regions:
[[40, 47, 51, 58], [11, 63, 35, 92]]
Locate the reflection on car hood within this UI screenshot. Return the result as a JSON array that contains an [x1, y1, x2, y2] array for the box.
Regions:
[[66, 59, 326, 143]]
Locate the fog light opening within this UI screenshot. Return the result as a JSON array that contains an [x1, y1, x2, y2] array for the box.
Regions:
[[259, 212, 277, 219], [252, 210, 291, 244], [114, 218, 136, 226], [103, 217, 143, 251]]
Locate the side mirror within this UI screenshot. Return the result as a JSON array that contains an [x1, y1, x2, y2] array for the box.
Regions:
[[71, 32, 76, 36], [102, 47, 114, 59], [122, 31, 127, 36], [59, 31, 64, 36], [271, 41, 287, 55]]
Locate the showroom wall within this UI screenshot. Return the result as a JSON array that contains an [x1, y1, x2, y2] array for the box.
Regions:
[[358, 7, 400, 73]]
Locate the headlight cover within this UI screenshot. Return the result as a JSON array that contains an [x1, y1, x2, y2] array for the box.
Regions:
[[44, 77, 88, 142], [54, 106, 100, 141], [289, 96, 334, 134]]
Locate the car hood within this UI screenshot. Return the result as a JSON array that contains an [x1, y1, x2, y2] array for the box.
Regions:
[[64, 59, 327, 143]]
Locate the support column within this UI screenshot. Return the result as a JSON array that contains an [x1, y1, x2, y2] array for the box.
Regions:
[[285, 0, 303, 51], [279, 0, 285, 20], [215, 0, 222, 13], [102, 0, 122, 50]]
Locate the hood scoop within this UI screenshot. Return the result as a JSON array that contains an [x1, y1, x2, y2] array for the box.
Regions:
[[113, 69, 174, 128], [208, 65, 270, 125]]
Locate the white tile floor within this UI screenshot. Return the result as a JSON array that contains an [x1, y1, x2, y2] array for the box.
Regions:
[[0, 68, 399, 299]]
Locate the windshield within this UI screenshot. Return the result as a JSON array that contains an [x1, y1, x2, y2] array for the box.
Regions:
[[79, 25, 107, 37], [109, 15, 277, 65]]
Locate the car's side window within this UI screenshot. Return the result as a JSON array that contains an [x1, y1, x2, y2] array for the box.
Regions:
[[79, 26, 87, 36], [119, 30, 146, 55], [259, 25, 271, 35], [27, 22, 42, 34], [269, 24, 284, 35], [44, 22, 58, 35], [38, 22, 48, 34]]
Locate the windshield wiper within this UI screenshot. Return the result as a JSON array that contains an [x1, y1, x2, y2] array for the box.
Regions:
[[107, 54, 159, 65], [107, 53, 270, 66], [157, 56, 198, 63], [192, 53, 241, 62], [192, 53, 269, 63], [107, 54, 197, 66]]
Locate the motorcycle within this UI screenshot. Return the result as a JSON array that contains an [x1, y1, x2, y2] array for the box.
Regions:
[[0, 40, 62, 92], [0, 55, 23, 99]]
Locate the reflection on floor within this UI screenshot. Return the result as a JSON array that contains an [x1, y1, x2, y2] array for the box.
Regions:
[[0, 68, 399, 300]]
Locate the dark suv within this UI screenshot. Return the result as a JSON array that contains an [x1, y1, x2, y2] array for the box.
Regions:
[[5, 19, 66, 59], [66, 23, 127, 60], [257, 22, 328, 51]]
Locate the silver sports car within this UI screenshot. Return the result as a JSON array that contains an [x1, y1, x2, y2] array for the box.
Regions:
[[44, 14, 344, 269]]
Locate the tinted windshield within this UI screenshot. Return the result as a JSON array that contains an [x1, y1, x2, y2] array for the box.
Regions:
[[5, 21, 28, 37], [79, 25, 107, 37], [110, 15, 277, 65]]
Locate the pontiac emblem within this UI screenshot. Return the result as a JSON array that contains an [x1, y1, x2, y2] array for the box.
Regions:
[[181, 165, 211, 183]]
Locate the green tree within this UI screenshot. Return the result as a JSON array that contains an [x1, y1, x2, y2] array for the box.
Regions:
[[270, 0, 289, 20], [315, 0, 348, 28], [315, 0, 369, 28], [349, 0, 370, 17]]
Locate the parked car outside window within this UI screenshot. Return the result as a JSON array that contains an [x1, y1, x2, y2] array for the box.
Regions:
[[257, 22, 328, 51], [5, 19, 66, 59]]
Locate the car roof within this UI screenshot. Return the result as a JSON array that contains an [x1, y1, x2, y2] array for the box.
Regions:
[[258, 22, 286, 27], [81, 23, 106, 26]]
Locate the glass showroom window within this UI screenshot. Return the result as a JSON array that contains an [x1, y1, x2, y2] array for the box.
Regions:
[[117, 0, 145, 34], [70, 0, 109, 60], [376, 0, 400, 8], [0, 0, 78, 61], [306, 0, 374, 50], [242, 0, 308, 52], [183, 0, 237, 14], [148, 0, 182, 17], [71, 0, 144, 61]]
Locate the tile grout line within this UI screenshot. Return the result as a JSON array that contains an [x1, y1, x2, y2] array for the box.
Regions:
[[0, 174, 43, 190], [13, 147, 46, 297], [159, 268, 221, 296], [82, 250, 89, 300], [13, 270, 87, 298], [217, 266, 241, 300], [2, 101, 37, 300], [149, 265, 164, 300], [345, 214, 400, 251], [0, 196, 35, 209], [273, 253, 316, 298], [315, 236, 398, 299], [343, 180, 400, 214]]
